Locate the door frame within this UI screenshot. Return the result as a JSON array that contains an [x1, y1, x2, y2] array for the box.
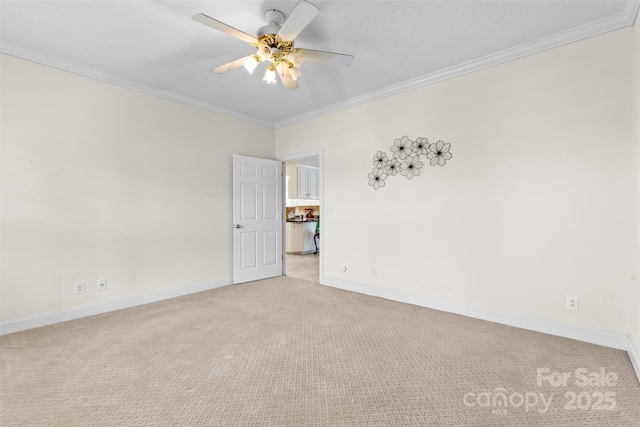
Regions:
[[277, 149, 324, 284]]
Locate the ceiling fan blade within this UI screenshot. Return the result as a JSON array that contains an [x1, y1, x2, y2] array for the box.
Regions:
[[298, 48, 354, 67], [277, 0, 319, 41], [193, 13, 258, 45], [276, 64, 299, 90], [212, 55, 255, 74]]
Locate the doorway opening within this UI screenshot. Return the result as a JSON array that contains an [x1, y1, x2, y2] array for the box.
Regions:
[[280, 152, 322, 283]]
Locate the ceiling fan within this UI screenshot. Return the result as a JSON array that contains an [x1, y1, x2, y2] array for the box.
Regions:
[[193, 0, 353, 90]]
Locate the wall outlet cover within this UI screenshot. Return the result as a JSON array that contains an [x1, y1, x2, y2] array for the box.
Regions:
[[75, 282, 85, 295], [566, 296, 579, 311]]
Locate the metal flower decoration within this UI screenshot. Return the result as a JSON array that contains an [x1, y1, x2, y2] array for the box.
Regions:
[[400, 155, 423, 179], [412, 137, 429, 156], [368, 135, 453, 190], [373, 151, 388, 168], [385, 158, 401, 176], [390, 136, 412, 160], [368, 167, 387, 190], [427, 140, 452, 166]]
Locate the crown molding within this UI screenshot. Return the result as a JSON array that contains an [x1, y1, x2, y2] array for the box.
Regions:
[[274, 0, 640, 129], [0, 43, 275, 129], [2, 0, 638, 130]]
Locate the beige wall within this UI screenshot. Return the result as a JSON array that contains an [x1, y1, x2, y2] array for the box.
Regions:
[[277, 27, 635, 336], [631, 10, 640, 358], [0, 54, 274, 322], [1, 22, 638, 351]]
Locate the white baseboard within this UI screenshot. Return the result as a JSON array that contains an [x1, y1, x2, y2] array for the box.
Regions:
[[321, 276, 639, 383], [628, 338, 640, 384], [0, 278, 233, 335], [4, 274, 639, 384]]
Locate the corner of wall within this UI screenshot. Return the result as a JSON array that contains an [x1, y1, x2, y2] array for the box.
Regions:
[[631, 3, 640, 385], [628, 337, 640, 384]]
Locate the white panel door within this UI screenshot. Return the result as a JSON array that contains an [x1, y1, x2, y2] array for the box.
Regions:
[[233, 155, 283, 284]]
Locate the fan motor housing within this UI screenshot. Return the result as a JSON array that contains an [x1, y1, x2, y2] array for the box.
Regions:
[[257, 9, 285, 37], [257, 23, 280, 37], [264, 9, 284, 26], [258, 34, 293, 54]]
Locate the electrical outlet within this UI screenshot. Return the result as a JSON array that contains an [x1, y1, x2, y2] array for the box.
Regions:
[[75, 282, 85, 295], [566, 296, 579, 311], [97, 278, 108, 292], [372, 269, 377, 277]]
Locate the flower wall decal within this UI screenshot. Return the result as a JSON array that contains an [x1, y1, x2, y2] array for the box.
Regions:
[[385, 158, 401, 176], [400, 154, 423, 179], [368, 135, 453, 190], [427, 140, 452, 166], [368, 167, 387, 190], [373, 151, 388, 168], [412, 137, 429, 156], [390, 136, 412, 160]]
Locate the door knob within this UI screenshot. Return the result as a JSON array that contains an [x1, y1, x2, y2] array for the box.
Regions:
[[233, 224, 241, 229]]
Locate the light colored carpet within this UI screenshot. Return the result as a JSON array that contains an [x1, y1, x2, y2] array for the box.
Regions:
[[1, 276, 639, 426]]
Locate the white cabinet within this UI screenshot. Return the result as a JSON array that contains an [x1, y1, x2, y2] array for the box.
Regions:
[[302, 167, 318, 199], [297, 167, 307, 199], [286, 222, 303, 253], [289, 165, 318, 200], [286, 221, 318, 254], [286, 164, 298, 200]]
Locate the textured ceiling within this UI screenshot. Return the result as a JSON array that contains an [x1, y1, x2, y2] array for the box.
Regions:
[[1, 1, 638, 128]]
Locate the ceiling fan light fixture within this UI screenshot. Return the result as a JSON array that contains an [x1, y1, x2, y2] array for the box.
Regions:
[[194, 0, 353, 91], [243, 55, 261, 74], [288, 66, 302, 81], [256, 44, 272, 62], [287, 50, 302, 67], [263, 65, 277, 84]]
